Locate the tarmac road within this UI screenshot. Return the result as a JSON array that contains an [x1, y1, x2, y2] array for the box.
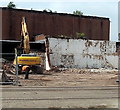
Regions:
[[1, 86, 119, 109]]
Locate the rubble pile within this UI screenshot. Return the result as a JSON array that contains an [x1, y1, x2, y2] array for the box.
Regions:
[[0, 58, 15, 85]]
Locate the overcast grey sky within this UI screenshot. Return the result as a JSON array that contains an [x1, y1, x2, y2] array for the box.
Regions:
[[0, 0, 119, 41]]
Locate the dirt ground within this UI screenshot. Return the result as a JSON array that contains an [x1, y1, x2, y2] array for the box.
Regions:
[[7, 68, 118, 87], [2, 68, 119, 108]]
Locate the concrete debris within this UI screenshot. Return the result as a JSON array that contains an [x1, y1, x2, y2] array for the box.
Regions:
[[0, 69, 14, 85], [2, 60, 15, 74], [45, 37, 51, 71], [0, 58, 15, 85]]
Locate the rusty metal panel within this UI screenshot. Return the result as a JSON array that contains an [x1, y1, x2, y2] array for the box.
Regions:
[[91, 18, 101, 40], [53, 14, 63, 36], [33, 13, 47, 36], [2, 10, 11, 40], [61, 15, 74, 37], [79, 17, 92, 39], [43, 14, 53, 35], [102, 19, 110, 41], [73, 17, 80, 36], [79, 18, 87, 34]]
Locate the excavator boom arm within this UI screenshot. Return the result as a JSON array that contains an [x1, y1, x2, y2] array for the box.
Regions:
[[21, 17, 30, 54]]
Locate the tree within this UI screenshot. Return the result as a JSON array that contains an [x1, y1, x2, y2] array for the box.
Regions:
[[43, 9, 57, 13], [7, 2, 16, 8], [73, 10, 83, 16], [48, 9, 52, 13], [76, 32, 86, 39], [43, 9, 52, 12]]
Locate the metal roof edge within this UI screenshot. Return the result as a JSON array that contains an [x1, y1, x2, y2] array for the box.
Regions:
[[0, 7, 110, 20]]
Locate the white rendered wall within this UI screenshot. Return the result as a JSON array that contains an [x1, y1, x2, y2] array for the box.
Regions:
[[48, 38, 118, 69]]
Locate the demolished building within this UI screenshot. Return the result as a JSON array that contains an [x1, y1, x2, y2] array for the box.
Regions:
[[0, 7, 119, 70]]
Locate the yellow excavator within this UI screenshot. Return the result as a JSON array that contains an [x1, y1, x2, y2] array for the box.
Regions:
[[13, 17, 42, 79]]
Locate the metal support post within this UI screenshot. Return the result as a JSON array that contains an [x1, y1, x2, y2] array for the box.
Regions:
[[15, 48, 19, 86]]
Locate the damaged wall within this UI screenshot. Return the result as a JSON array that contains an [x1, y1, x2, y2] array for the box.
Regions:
[[48, 38, 118, 69]]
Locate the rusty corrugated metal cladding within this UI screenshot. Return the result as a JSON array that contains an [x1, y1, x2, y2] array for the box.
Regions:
[[1, 8, 110, 41]]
